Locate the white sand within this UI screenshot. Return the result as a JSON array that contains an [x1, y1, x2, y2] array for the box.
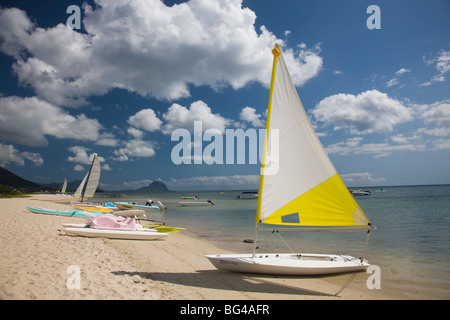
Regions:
[[0, 194, 435, 300]]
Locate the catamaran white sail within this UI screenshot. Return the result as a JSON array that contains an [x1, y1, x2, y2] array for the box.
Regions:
[[206, 45, 375, 275], [72, 153, 101, 202], [59, 178, 67, 194]]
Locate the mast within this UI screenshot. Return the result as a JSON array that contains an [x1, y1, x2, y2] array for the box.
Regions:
[[253, 44, 281, 257], [80, 153, 97, 202]]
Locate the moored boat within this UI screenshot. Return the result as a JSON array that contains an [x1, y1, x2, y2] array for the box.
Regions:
[[236, 191, 258, 199], [114, 200, 166, 212], [179, 199, 214, 206], [350, 189, 371, 196]]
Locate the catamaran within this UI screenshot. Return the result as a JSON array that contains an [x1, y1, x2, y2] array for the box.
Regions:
[[71, 153, 101, 206], [59, 178, 67, 194], [206, 45, 375, 275]]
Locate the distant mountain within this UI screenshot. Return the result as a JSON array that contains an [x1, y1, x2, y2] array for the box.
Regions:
[[0, 167, 168, 194], [42, 179, 84, 192], [0, 167, 49, 191], [135, 181, 172, 193]]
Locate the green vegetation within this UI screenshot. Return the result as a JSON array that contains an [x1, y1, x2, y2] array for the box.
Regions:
[[0, 185, 28, 198]]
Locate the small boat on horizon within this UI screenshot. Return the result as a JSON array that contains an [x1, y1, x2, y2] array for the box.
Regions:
[[350, 189, 371, 196], [181, 195, 199, 199], [236, 191, 258, 199], [179, 199, 214, 207]]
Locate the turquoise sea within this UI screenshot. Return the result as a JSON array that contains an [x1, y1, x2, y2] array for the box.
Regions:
[[96, 184, 450, 298]]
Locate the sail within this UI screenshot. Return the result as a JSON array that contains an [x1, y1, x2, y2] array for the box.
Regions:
[[60, 178, 67, 194], [257, 45, 371, 228], [73, 173, 88, 199], [73, 154, 101, 201], [82, 154, 101, 199]]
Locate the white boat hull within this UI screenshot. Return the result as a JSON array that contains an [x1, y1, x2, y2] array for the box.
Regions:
[[206, 253, 369, 276], [114, 209, 146, 217], [178, 201, 212, 207], [63, 227, 168, 240], [114, 202, 161, 212]]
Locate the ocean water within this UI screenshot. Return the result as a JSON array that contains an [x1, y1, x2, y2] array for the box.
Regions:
[[95, 184, 450, 297]]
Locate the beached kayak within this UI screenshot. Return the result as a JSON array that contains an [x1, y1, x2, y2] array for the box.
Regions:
[[26, 206, 96, 218]]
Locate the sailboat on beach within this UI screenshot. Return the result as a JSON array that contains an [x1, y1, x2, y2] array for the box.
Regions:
[[59, 178, 67, 194], [206, 45, 375, 275], [72, 153, 101, 204]]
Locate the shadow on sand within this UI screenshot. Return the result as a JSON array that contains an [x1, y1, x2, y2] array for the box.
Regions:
[[111, 269, 343, 297]]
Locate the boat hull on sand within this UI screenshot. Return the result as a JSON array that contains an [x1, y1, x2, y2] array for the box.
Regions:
[[63, 223, 182, 233], [114, 202, 161, 212], [63, 227, 168, 240], [206, 253, 369, 276], [114, 209, 146, 217], [27, 206, 94, 218], [72, 205, 114, 213]]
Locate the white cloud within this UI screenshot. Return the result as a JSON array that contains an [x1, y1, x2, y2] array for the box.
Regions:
[[436, 51, 450, 75], [0, 8, 34, 58], [421, 50, 450, 86], [313, 90, 413, 134], [395, 68, 410, 75], [21, 152, 44, 166], [127, 109, 162, 132], [431, 75, 445, 82], [100, 179, 154, 191], [102, 163, 112, 171], [96, 132, 119, 147], [282, 44, 323, 87], [321, 98, 450, 158], [340, 172, 385, 185], [239, 106, 265, 128], [390, 133, 420, 144], [419, 81, 432, 87], [0, 142, 43, 166], [127, 128, 144, 139], [386, 68, 410, 87], [113, 139, 157, 161], [167, 174, 259, 190], [73, 164, 85, 172], [386, 78, 399, 87], [67, 146, 106, 164], [0, 96, 105, 146], [325, 137, 426, 158], [431, 139, 450, 151], [0, 1, 323, 105], [416, 100, 450, 137], [162, 100, 231, 134]]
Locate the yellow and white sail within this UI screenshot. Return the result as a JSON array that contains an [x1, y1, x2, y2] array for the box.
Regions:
[[257, 45, 371, 228], [73, 153, 101, 201]]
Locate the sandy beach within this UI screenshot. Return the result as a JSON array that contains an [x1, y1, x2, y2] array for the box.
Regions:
[[0, 194, 436, 301]]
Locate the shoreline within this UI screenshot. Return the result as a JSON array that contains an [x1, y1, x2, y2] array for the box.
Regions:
[[0, 194, 443, 300]]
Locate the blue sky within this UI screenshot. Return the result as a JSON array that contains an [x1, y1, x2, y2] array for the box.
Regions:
[[0, 0, 449, 191]]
